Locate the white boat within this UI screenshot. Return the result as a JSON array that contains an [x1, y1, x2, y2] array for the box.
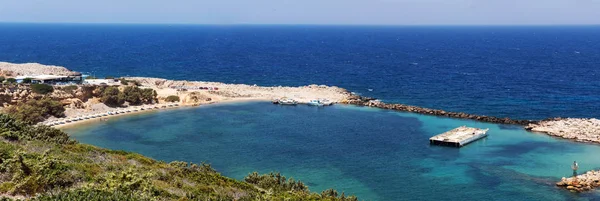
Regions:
[[278, 98, 297, 105], [307, 100, 324, 106]]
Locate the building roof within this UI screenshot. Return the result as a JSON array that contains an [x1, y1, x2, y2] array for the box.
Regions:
[[15, 75, 69, 80]]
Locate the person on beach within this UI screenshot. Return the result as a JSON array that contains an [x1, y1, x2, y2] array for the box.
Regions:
[[572, 161, 579, 177]]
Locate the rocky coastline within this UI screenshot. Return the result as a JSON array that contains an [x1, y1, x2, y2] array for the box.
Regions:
[[525, 118, 600, 144], [556, 170, 600, 192], [341, 95, 537, 125]]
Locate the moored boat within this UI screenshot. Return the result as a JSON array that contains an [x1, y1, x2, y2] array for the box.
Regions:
[[278, 98, 297, 105], [307, 100, 324, 106]]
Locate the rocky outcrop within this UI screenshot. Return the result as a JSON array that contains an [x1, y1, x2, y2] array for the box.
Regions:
[[0, 85, 36, 106], [525, 118, 600, 144], [341, 95, 536, 125], [556, 170, 600, 192], [0, 62, 76, 76]]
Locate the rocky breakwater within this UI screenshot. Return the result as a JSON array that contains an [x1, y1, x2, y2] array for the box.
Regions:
[[525, 118, 600, 144], [341, 95, 536, 125], [556, 170, 600, 192]]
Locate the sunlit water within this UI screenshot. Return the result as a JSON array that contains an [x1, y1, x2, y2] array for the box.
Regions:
[[63, 102, 600, 200]]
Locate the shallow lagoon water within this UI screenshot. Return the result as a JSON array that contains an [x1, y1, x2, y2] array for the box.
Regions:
[[64, 102, 600, 200]]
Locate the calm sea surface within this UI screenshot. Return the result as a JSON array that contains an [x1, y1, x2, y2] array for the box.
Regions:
[[1, 24, 599, 119], [3, 24, 600, 200], [64, 102, 600, 200]]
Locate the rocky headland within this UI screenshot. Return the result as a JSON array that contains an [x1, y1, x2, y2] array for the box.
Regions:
[[0, 62, 77, 76], [556, 170, 600, 192], [526, 118, 600, 144]]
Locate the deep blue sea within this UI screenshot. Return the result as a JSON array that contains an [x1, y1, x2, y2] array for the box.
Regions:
[[1, 24, 600, 119], [3, 24, 600, 200]]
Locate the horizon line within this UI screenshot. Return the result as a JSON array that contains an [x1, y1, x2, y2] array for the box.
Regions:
[[1, 21, 599, 27]]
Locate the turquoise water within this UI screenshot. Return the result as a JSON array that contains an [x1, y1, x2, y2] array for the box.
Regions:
[[64, 102, 600, 200]]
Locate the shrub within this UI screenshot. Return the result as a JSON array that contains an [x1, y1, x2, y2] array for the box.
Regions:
[[0, 114, 72, 144], [4, 98, 65, 124], [31, 84, 54, 94], [123, 86, 143, 105], [0, 76, 5, 83], [22, 77, 33, 84], [165, 95, 180, 102], [6, 78, 16, 83], [62, 85, 78, 94], [100, 86, 125, 107]]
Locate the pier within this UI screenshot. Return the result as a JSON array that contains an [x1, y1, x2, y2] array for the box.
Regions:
[[429, 126, 489, 147]]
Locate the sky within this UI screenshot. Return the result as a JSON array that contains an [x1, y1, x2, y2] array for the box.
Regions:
[[0, 0, 599, 25]]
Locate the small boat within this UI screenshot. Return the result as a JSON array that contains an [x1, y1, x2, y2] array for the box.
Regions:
[[140, 108, 146, 110], [66, 120, 72, 123], [278, 98, 297, 105], [102, 114, 108, 116], [84, 116, 90, 119], [320, 99, 334, 106]]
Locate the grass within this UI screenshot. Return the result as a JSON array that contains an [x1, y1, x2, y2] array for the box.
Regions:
[[0, 114, 358, 200]]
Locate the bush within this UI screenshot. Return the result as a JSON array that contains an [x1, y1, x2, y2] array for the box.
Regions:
[[6, 78, 16, 83], [165, 95, 180, 102], [100, 86, 125, 107], [120, 79, 140, 86], [62, 85, 78, 94], [31, 84, 54, 94], [22, 77, 33, 84], [4, 98, 65, 124], [0, 114, 72, 144], [0, 76, 5, 83]]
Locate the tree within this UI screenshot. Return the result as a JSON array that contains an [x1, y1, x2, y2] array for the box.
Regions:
[[141, 88, 157, 103], [6, 78, 17, 83], [123, 86, 142, 105], [5, 98, 65, 124], [22, 77, 33, 84], [100, 86, 125, 107], [0, 76, 5, 83], [31, 84, 54, 94], [165, 95, 180, 102]]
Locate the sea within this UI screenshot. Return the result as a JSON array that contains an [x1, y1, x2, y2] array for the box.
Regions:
[[2, 24, 600, 200]]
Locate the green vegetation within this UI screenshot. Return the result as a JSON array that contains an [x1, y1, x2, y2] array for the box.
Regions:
[[99, 86, 125, 107], [165, 95, 180, 102], [21, 78, 32, 84], [61, 85, 78, 94], [4, 98, 65, 124], [0, 76, 5, 83], [6, 78, 16, 84], [30, 84, 54, 94], [120, 79, 141, 86], [0, 114, 357, 200], [99, 86, 157, 107]]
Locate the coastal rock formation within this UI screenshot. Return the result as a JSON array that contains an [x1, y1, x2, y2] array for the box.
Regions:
[[0, 85, 35, 106], [127, 77, 353, 104], [0, 62, 77, 76], [556, 170, 600, 192], [342, 95, 536, 125], [525, 118, 600, 143]]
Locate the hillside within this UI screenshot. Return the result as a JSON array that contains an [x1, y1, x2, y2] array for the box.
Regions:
[[0, 114, 357, 200]]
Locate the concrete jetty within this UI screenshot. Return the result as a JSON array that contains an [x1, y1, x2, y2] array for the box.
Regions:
[[429, 126, 489, 147]]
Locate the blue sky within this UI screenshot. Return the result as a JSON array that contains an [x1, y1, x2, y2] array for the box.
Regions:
[[0, 0, 599, 25]]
